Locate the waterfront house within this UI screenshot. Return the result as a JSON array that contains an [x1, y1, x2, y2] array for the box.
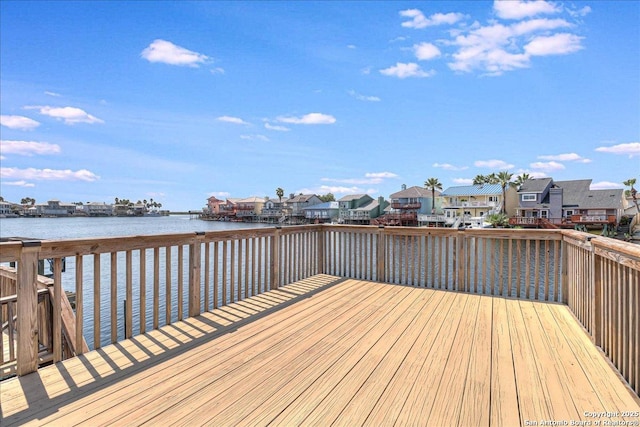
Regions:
[[205, 196, 225, 216], [219, 198, 241, 220], [235, 197, 266, 221], [25, 200, 77, 217], [439, 184, 517, 227], [284, 194, 323, 218], [261, 197, 288, 222], [374, 185, 439, 226], [339, 195, 389, 225], [510, 178, 625, 229], [338, 194, 372, 223], [81, 202, 114, 217], [303, 201, 339, 223]]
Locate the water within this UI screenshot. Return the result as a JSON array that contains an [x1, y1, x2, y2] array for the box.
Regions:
[[1, 216, 274, 349], [0, 215, 269, 240]]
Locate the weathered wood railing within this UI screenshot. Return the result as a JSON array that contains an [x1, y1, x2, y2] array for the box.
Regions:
[[0, 225, 637, 396], [562, 230, 639, 397]]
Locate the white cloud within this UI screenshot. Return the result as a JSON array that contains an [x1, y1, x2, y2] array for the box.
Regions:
[[217, 115, 250, 125], [348, 90, 381, 102], [433, 163, 468, 171], [141, 39, 210, 67], [264, 123, 290, 132], [453, 178, 474, 185], [276, 113, 336, 125], [525, 33, 584, 56], [590, 181, 624, 190], [0, 115, 40, 130], [414, 42, 441, 61], [494, 0, 561, 20], [567, 5, 591, 18], [321, 171, 398, 186], [1, 167, 99, 181], [595, 142, 640, 158], [240, 134, 270, 142], [27, 106, 104, 125], [380, 62, 435, 78], [0, 140, 61, 156], [209, 191, 231, 198], [210, 67, 225, 74], [347, 44, 356, 49], [400, 9, 465, 29], [474, 159, 515, 169], [365, 172, 398, 179], [44, 91, 62, 97], [447, 17, 581, 75], [537, 152, 591, 163], [530, 161, 565, 171], [3, 180, 35, 187], [298, 185, 366, 195]]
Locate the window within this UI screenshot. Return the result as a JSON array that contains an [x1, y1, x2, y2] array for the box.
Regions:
[[521, 194, 536, 201], [489, 196, 497, 202], [541, 210, 548, 218]]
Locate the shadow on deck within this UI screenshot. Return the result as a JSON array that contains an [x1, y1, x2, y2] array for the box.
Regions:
[[1, 274, 639, 426]]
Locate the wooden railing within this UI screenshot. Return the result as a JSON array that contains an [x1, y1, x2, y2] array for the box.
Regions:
[[0, 225, 637, 396], [562, 231, 640, 396]]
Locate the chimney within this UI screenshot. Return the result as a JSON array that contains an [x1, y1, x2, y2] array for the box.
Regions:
[[401, 184, 407, 190]]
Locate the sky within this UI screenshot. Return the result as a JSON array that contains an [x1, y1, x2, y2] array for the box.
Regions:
[[1, 1, 639, 211]]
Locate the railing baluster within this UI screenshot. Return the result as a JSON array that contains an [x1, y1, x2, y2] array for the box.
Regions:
[[111, 252, 117, 343], [125, 250, 133, 338], [139, 249, 146, 334], [75, 254, 83, 356]]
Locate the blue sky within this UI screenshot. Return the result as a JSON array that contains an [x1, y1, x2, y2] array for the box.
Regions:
[[1, 1, 638, 211]]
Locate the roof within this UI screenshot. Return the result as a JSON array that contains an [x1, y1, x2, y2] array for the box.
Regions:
[[390, 186, 434, 199], [288, 194, 318, 203], [303, 201, 339, 210], [441, 184, 503, 196], [338, 194, 369, 202], [353, 199, 381, 212], [573, 189, 624, 209], [518, 178, 553, 193], [237, 196, 265, 203]]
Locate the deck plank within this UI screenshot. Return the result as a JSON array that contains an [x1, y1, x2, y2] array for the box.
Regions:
[[1, 275, 638, 427], [489, 296, 521, 426]]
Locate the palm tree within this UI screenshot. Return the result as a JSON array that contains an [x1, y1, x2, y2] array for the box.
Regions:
[[623, 178, 640, 214], [473, 174, 486, 185], [514, 173, 531, 187], [424, 178, 443, 213], [276, 187, 284, 202], [486, 173, 499, 184], [496, 171, 515, 214]]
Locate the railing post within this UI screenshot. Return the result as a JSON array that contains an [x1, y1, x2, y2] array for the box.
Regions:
[[376, 226, 386, 282], [592, 245, 602, 346], [17, 240, 41, 376], [188, 232, 204, 318], [271, 227, 281, 290], [561, 236, 568, 304], [317, 225, 325, 275]]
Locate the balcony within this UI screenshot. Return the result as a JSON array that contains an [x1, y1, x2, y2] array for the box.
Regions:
[[391, 202, 421, 210], [1, 226, 639, 425]]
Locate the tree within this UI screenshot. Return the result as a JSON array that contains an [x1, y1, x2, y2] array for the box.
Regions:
[[276, 187, 284, 202], [424, 177, 443, 213], [623, 178, 640, 214], [486, 213, 509, 228], [496, 171, 515, 214], [21, 197, 35, 206], [473, 175, 486, 185], [514, 173, 531, 187], [319, 193, 335, 202]]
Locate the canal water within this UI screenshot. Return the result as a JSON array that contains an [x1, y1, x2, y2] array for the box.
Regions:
[[1, 216, 273, 349]]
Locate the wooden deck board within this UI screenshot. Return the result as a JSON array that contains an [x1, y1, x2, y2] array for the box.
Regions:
[[1, 274, 638, 427]]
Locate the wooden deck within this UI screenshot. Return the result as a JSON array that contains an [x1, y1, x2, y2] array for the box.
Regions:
[[1, 274, 639, 426]]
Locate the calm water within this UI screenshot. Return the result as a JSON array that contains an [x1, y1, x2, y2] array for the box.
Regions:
[[1, 216, 274, 349], [0, 215, 270, 240]]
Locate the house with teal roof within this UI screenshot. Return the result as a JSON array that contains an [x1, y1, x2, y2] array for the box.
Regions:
[[439, 184, 517, 226]]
